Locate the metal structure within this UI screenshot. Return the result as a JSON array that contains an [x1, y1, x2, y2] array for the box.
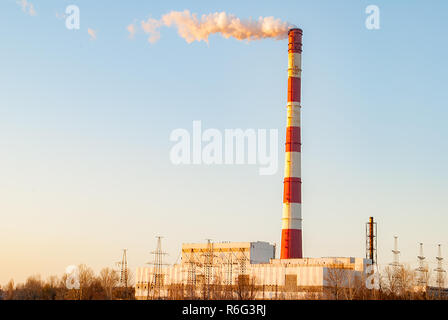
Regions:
[[202, 239, 216, 299], [118, 249, 129, 288], [135, 252, 370, 300], [183, 242, 253, 280], [365, 217, 377, 265], [390, 236, 401, 267], [415, 243, 428, 287], [388, 236, 403, 293], [186, 248, 199, 287], [220, 249, 238, 285], [147, 236, 168, 299], [281, 28, 303, 259], [434, 244, 446, 288], [183, 248, 202, 299], [180, 241, 264, 288]]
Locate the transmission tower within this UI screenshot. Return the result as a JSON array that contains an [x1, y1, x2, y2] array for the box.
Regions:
[[366, 217, 377, 266], [186, 249, 198, 286], [415, 243, 428, 287], [434, 244, 446, 289], [185, 248, 201, 298], [118, 249, 129, 288], [389, 236, 403, 293], [147, 236, 168, 299], [221, 250, 238, 285], [238, 248, 248, 275], [390, 236, 401, 267], [227, 247, 249, 277], [201, 239, 216, 299]]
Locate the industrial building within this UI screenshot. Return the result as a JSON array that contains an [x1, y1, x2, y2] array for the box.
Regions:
[[135, 28, 372, 299], [135, 241, 371, 299]]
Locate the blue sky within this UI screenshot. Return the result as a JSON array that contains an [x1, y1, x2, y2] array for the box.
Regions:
[[0, 0, 447, 284]]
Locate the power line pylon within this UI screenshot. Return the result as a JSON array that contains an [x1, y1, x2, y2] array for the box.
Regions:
[[147, 236, 168, 300], [201, 239, 216, 299], [389, 236, 403, 293], [186, 248, 200, 298], [227, 247, 249, 277], [118, 249, 129, 288], [390, 236, 401, 267], [434, 244, 446, 289], [415, 243, 428, 288], [187, 249, 197, 286], [221, 250, 238, 286]]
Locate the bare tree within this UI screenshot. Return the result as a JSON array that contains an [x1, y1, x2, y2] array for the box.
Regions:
[[78, 264, 95, 300], [58, 273, 77, 300], [42, 275, 60, 300], [167, 284, 187, 300], [4, 279, 15, 300], [235, 275, 258, 300], [99, 268, 119, 300], [302, 289, 322, 300], [324, 263, 351, 300], [382, 264, 416, 299], [25, 275, 43, 299]]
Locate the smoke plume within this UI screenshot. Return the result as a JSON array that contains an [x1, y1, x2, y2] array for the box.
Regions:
[[138, 10, 293, 43], [17, 0, 36, 16]]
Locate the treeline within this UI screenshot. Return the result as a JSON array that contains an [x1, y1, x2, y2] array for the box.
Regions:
[[0, 264, 134, 300], [321, 264, 447, 300]]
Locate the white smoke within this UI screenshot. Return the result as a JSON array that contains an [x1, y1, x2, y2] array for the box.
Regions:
[[17, 0, 36, 16], [127, 23, 137, 39], [138, 10, 293, 44], [141, 18, 162, 43]]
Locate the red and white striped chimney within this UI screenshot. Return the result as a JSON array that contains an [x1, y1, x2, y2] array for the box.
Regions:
[[281, 28, 303, 259]]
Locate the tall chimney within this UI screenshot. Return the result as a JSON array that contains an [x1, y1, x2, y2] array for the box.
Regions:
[[281, 28, 303, 259]]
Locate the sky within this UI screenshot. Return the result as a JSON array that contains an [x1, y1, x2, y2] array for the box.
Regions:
[[0, 0, 447, 285]]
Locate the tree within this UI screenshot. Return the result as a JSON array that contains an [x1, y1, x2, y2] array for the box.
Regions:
[[4, 279, 15, 300], [42, 275, 60, 300], [382, 264, 416, 299], [99, 268, 119, 300], [78, 264, 95, 300], [235, 275, 258, 300], [86, 279, 108, 300], [14, 275, 44, 300], [323, 263, 351, 300]]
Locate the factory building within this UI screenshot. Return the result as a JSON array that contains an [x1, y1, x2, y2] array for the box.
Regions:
[[135, 29, 372, 299], [135, 241, 371, 299]]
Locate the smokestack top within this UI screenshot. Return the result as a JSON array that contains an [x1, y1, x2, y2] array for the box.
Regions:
[[288, 28, 302, 53], [288, 28, 302, 33]]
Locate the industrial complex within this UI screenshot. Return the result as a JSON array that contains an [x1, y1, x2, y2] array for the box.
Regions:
[[135, 28, 373, 299], [135, 242, 370, 299]]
